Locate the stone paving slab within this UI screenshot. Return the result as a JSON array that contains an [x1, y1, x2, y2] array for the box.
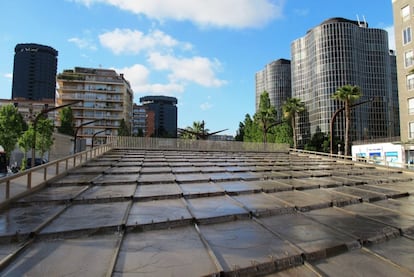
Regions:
[[311, 248, 413, 276], [179, 182, 225, 197], [259, 213, 359, 260], [127, 199, 192, 226], [2, 234, 120, 276], [104, 166, 141, 174], [138, 173, 175, 184], [329, 186, 386, 202], [175, 173, 210, 183], [76, 184, 137, 200], [374, 181, 414, 194], [367, 236, 414, 272], [114, 226, 219, 277], [342, 203, 414, 234], [186, 195, 248, 222], [370, 196, 414, 216], [50, 174, 98, 186], [232, 193, 295, 216], [357, 184, 409, 198], [0, 204, 65, 237], [17, 186, 88, 203], [265, 264, 320, 276], [216, 180, 262, 194], [304, 207, 400, 244], [250, 180, 292, 192], [134, 183, 182, 199], [93, 173, 139, 185], [300, 188, 361, 207], [198, 220, 302, 273], [40, 202, 129, 235], [208, 172, 238, 182], [140, 166, 171, 174], [269, 191, 331, 211], [69, 166, 111, 175]]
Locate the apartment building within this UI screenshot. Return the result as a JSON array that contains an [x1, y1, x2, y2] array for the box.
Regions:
[[56, 67, 133, 149], [132, 104, 155, 137], [393, 0, 414, 161]]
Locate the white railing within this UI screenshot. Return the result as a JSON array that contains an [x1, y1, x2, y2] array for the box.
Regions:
[[0, 143, 113, 206]]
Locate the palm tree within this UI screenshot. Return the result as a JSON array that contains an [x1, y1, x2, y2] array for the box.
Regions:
[[331, 84, 362, 156], [282, 97, 305, 149]]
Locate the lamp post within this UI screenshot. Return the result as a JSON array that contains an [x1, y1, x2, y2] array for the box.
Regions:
[[91, 129, 107, 148], [31, 101, 80, 168], [73, 119, 101, 153], [329, 98, 373, 156]]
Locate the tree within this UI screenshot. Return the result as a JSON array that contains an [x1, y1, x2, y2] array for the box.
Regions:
[[181, 121, 211, 140], [235, 121, 245, 141], [305, 127, 329, 153], [57, 107, 75, 136], [331, 84, 362, 156], [282, 97, 305, 149], [272, 122, 294, 146], [36, 117, 54, 159], [254, 91, 278, 143], [0, 104, 25, 160], [18, 126, 35, 171], [118, 119, 130, 136], [242, 114, 261, 142]]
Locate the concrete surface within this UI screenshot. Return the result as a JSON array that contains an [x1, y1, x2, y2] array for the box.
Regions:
[[0, 148, 413, 276]]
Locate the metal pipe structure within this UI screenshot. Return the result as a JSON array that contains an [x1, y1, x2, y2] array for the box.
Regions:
[[91, 129, 107, 149], [329, 98, 374, 156], [31, 101, 80, 168], [73, 119, 101, 153]]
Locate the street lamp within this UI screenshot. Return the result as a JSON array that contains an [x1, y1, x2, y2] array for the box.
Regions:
[[31, 101, 80, 168], [91, 129, 107, 148], [329, 98, 373, 156], [73, 119, 101, 153]]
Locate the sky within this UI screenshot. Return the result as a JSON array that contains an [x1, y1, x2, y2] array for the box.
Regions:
[[0, 0, 395, 136]]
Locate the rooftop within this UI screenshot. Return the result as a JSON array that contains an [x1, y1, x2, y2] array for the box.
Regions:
[[0, 149, 413, 276]]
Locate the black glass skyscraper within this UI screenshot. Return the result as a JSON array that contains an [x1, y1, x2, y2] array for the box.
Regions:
[[140, 96, 178, 137], [12, 43, 58, 100]]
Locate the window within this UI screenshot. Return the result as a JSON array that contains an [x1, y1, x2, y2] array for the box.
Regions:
[[403, 27, 412, 45], [405, 50, 414, 67], [407, 74, 414, 90], [410, 122, 414, 138], [409, 98, 414, 114], [402, 5, 410, 20]]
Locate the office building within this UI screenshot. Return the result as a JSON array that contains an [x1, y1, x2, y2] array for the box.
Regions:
[[139, 96, 177, 137], [291, 17, 399, 146], [255, 59, 291, 120], [12, 43, 58, 101], [56, 67, 133, 149], [393, 0, 414, 161]]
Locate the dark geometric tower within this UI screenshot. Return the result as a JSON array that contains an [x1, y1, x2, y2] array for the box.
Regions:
[[139, 96, 178, 138], [12, 43, 58, 100]]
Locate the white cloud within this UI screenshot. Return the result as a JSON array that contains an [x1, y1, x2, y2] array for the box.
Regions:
[[384, 25, 395, 50], [114, 64, 184, 95], [200, 102, 212, 111], [99, 28, 190, 55], [148, 52, 226, 87], [3, 73, 12, 79], [68, 37, 97, 50], [73, 0, 284, 28]]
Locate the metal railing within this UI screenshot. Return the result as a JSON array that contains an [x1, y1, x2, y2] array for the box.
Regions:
[[0, 143, 113, 206], [109, 136, 290, 153]]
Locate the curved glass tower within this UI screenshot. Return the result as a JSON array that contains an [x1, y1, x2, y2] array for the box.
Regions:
[[12, 43, 58, 100], [291, 17, 399, 146]]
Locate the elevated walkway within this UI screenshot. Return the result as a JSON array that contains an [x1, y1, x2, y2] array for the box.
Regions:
[[0, 138, 413, 276]]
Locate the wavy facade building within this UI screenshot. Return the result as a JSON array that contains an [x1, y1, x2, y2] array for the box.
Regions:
[[291, 17, 399, 146], [255, 59, 291, 121]]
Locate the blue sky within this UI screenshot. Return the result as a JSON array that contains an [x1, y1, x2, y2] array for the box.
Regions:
[[0, 0, 394, 136]]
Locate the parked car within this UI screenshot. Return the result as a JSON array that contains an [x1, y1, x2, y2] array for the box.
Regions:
[[26, 158, 48, 169]]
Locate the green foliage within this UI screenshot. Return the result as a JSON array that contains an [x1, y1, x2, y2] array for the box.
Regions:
[[253, 91, 278, 143], [57, 107, 75, 136], [304, 128, 329, 153], [36, 117, 54, 158], [282, 97, 305, 149], [0, 104, 25, 159], [181, 121, 210, 139], [118, 119, 130, 136], [18, 126, 35, 171], [331, 84, 362, 156]]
